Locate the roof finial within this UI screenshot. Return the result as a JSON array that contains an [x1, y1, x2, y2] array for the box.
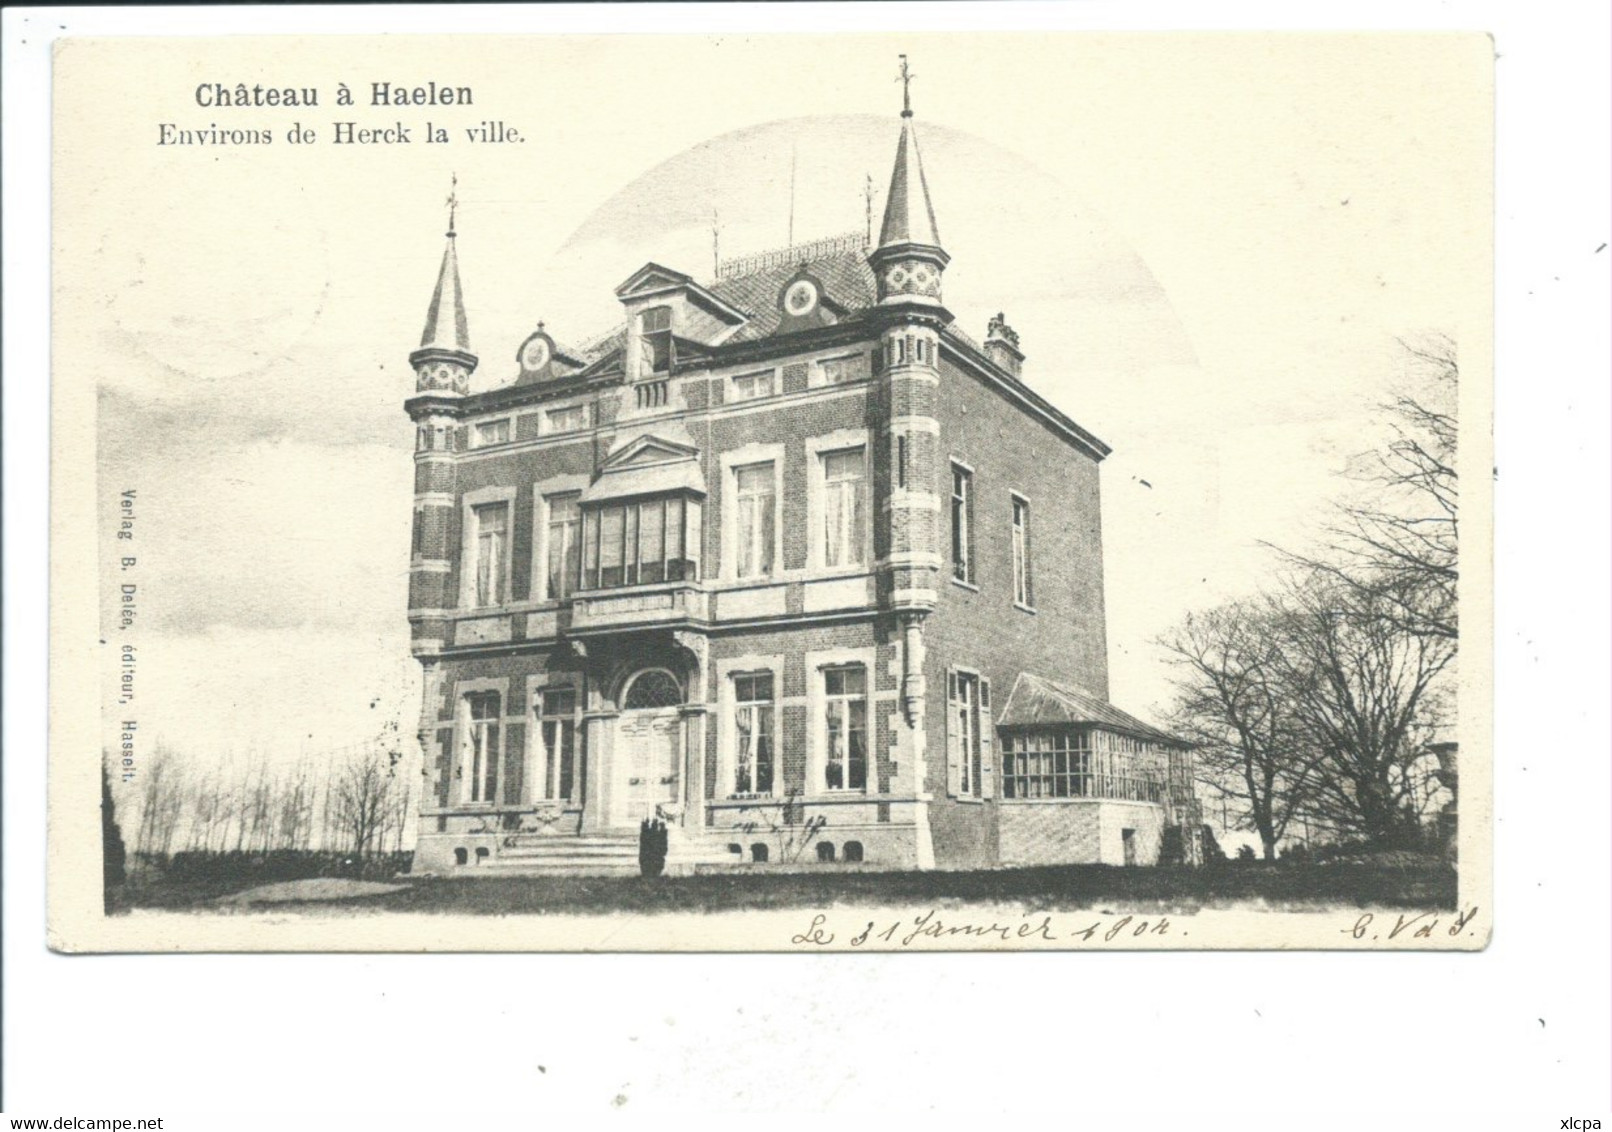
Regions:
[[445, 172, 459, 238], [897, 54, 914, 118]]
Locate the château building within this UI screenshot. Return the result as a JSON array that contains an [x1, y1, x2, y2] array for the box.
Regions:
[[402, 78, 1199, 874]]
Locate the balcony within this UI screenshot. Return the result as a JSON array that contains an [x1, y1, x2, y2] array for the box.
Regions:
[[569, 582, 709, 634]]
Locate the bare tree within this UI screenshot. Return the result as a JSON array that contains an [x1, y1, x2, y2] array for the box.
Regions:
[[1161, 600, 1317, 860], [1280, 335, 1458, 643], [330, 746, 398, 856], [135, 744, 187, 857], [1276, 573, 1455, 845]]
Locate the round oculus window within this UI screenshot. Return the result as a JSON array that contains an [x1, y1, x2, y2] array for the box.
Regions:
[[521, 337, 551, 371], [784, 279, 818, 316]]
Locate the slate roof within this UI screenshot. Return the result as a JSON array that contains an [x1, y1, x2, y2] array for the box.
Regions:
[[565, 245, 878, 364], [996, 673, 1187, 747], [708, 248, 878, 343]]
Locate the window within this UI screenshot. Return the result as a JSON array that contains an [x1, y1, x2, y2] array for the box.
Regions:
[[546, 404, 587, 434], [640, 306, 672, 373], [821, 448, 867, 568], [732, 370, 774, 400], [822, 665, 868, 791], [897, 435, 908, 490], [816, 842, 836, 863], [623, 669, 683, 710], [947, 670, 993, 799], [544, 493, 581, 600], [843, 840, 864, 863], [535, 688, 580, 803], [998, 729, 1165, 802], [819, 354, 869, 386], [1001, 729, 1087, 799], [1012, 495, 1033, 607], [580, 496, 697, 589], [474, 418, 511, 447], [733, 462, 776, 579], [471, 502, 509, 607], [732, 672, 775, 796], [463, 692, 502, 804], [951, 464, 973, 583]]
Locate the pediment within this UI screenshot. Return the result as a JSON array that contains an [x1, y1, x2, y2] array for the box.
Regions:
[[615, 262, 695, 299], [600, 433, 701, 470]]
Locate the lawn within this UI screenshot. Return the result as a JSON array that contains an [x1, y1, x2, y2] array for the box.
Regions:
[[113, 859, 1458, 916]]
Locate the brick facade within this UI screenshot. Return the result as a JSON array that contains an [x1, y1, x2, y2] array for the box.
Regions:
[[399, 106, 1195, 875]]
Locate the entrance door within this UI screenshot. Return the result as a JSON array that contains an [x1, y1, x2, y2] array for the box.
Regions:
[[612, 709, 682, 828]]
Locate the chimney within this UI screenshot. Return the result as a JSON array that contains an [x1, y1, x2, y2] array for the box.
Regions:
[[984, 312, 1024, 378]]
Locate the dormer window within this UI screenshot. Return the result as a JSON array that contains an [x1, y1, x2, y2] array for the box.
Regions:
[[640, 306, 673, 373]]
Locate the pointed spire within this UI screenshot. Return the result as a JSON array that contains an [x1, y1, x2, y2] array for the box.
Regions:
[[410, 176, 477, 395], [877, 115, 942, 249], [869, 55, 949, 308], [877, 55, 942, 251], [418, 175, 472, 355]]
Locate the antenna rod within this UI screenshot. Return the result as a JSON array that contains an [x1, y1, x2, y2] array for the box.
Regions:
[[788, 142, 797, 248], [864, 173, 875, 248]]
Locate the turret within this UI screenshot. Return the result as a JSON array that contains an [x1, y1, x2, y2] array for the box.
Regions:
[[406, 182, 471, 663], [867, 55, 949, 309], [409, 179, 478, 395]]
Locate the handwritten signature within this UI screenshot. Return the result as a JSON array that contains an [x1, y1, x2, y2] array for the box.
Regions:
[[791, 910, 1173, 948]]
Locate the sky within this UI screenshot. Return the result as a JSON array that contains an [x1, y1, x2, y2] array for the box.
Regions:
[[63, 31, 1491, 774]]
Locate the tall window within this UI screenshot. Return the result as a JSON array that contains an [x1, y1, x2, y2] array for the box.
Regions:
[[821, 448, 867, 568], [948, 670, 992, 799], [472, 502, 509, 607], [536, 688, 579, 803], [1012, 495, 1033, 607], [581, 496, 697, 589], [732, 673, 775, 796], [823, 665, 868, 791], [951, 464, 973, 583], [734, 462, 776, 579], [640, 306, 672, 373], [464, 692, 501, 804], [956, 672, 980, 796], [545, 493, 581, 600]]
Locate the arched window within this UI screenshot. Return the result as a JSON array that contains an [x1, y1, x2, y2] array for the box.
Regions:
[[816, 842, 836, 863], [843, 841, 864, 863], [622, 669, 683, 709], [750, 843, 770, 863]]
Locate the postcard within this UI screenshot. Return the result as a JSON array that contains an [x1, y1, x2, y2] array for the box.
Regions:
[[49, 29, 1493, 951]]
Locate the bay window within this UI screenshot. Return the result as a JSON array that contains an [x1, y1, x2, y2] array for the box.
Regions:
[[578, 494, 699, 590]]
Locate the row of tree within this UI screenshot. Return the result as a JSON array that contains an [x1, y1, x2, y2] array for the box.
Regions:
[[1163, 337, 1459, 859], [123, 740, 416, 860]]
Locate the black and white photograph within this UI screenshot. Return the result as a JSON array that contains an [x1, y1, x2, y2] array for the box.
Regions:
[[45, 29, 1496, 952], [8, 3, 1612, 1125]]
